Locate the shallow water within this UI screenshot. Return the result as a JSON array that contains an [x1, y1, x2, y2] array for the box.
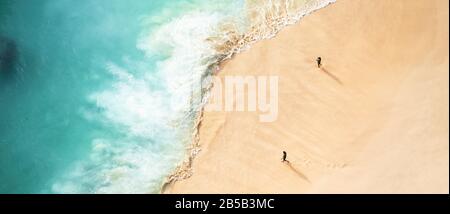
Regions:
[[0, 0, 333, 193]]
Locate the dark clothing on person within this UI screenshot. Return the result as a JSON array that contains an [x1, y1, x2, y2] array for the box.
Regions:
[[317, 57, 322, 68], [282, 151, 287, 162]]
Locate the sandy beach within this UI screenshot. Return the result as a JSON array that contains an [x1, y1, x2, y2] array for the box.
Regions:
[[164, 0, 449, 193]]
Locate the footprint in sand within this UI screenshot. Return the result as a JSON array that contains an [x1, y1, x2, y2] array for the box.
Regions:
[[325, 163, 348, 169]]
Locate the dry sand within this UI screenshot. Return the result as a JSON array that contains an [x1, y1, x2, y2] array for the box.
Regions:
[[164, 0, 449, 193]]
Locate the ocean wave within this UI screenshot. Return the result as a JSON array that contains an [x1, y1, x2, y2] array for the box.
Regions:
[[52, 0, 335, 194]]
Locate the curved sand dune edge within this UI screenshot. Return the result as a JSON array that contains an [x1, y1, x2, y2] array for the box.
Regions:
[[165, 0, 449, 193]]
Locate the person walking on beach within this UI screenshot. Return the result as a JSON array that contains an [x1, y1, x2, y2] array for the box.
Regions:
[[282, 151, 288, 163], [316, 57, 322, 68]]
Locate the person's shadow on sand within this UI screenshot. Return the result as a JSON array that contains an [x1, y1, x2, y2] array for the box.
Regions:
[[284, 162, 311, 183], [320, 67, 343, 85]]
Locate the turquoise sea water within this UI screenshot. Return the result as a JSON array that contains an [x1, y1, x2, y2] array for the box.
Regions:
[[0, 0, 332, 193], [0, 0, 245, 194]]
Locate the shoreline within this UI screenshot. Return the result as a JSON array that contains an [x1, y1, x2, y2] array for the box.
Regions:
[[163, 0, 449, 193], [160, 0, 337, 193]]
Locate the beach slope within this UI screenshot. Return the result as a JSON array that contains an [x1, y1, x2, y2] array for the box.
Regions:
[[165, 0, 449, 193]]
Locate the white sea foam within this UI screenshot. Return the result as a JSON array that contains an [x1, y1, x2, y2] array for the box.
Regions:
[[52, 0, 336, 194], [52, 4, 233, 194]]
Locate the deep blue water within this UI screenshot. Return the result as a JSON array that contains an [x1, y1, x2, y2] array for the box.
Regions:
[[0, 0, 328, 193], [0, 0, 238, 193]]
